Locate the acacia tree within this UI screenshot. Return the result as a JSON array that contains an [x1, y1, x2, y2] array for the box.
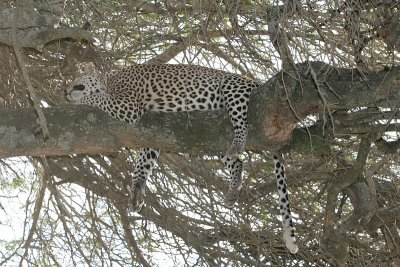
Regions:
[[0, 0, 399, 266]]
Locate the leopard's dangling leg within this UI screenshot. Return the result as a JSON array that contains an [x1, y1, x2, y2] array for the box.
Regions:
[[226, 124, 248, 159], [220, 155, 243, 208], [220, 78, 253, 158], [273, 155, 298, 254], [129, 148, 160, 212], [219, 78, 252, 207]]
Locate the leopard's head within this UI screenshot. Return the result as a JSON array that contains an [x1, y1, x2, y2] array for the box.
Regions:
[[65, 72, 107, 104]]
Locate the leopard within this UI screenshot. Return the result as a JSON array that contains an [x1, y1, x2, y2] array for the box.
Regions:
[[65, 64, 298, 253]]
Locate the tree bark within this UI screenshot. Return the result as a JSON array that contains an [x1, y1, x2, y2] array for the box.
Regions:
[[1, 62, 399, 159]]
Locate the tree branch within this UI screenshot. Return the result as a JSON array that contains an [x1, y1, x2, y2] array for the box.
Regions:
[[118, 207, 152, 267], [0, 62, 399, 159], [145, 26, 207, 65], [12, 0, 49, 139], [267, 3, 298, 74], [0, 0, 93, 50]]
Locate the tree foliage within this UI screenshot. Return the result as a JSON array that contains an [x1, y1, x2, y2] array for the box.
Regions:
[[0, 0, 400, 266]]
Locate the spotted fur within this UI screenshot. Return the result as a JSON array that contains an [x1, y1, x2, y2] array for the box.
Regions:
[[221, 155, 243, 208], [130, 148, 160, 211], [65, 64, 297, 253], [274, 155, 298, 254]]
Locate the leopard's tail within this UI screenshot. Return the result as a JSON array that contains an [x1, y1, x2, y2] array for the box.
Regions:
[[273, 155, 298, 254]]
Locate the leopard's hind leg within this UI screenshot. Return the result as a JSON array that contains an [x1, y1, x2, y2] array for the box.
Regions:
[[129, 148, 160, 212], [220, 155, 243, 208]]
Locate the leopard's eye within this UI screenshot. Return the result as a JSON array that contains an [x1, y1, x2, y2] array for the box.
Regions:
[[73, 84, 85, 91]]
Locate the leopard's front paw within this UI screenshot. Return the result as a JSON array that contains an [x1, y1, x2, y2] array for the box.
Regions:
[[224, 194, 238, 209], [223, 184, 242, 209], [128, 183, 145, 213], [226, 141, 245, 159], [129, 198, 144, 213]]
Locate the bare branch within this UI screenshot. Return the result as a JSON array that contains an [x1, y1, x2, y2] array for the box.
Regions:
[[12, 1, 49, 139], [20, 157, 48, 265], [118, 207, 152, 267]]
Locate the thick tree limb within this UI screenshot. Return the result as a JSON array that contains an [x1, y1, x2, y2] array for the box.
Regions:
[[0, 27, 94, 50], [0, 105, 234, 158], [0, 62, 399, 159], [0, 0, 93, 50]]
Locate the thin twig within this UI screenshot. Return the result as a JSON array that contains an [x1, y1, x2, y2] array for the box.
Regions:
[[19, 157, 49, 266], [118, 207, 153, 267], [362, 156, 388, 225]]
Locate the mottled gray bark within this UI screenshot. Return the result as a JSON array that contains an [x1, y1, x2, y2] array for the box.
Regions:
[[0, 0, 93, 50], [1, 62, 399, 159]]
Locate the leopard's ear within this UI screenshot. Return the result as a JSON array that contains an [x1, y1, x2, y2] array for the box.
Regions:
[[83, 62, 96, 73]]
